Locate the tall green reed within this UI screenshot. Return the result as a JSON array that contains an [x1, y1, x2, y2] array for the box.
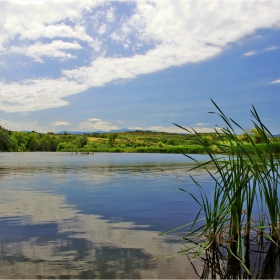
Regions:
[[163, 100, 280, 273]]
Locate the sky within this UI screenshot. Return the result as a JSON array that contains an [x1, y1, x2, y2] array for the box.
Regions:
[[0, 0, 280, 134]]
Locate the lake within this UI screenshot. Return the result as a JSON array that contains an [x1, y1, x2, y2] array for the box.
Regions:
[[0, 152, 218, 278]]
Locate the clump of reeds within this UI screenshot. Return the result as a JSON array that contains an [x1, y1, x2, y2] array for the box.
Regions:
[[163, 99, 280, 275]]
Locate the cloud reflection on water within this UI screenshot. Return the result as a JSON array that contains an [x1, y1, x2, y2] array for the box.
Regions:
[[0, 189, 199, 279], [0, 152, 213, 278]]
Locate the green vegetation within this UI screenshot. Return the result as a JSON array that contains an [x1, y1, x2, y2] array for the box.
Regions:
[[1, 117, 280, 154], [0, 127, 237, 153], [162, 100, 280, 277]]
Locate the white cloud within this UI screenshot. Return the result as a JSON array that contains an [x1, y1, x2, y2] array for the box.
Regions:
[[244, 51, 256, 57], [51, 121, 70, 126], [0, 117, 42, 132], [0, 1, 102, 55], [271, 79, 280, 84], [62, 44, 221, 87], [79, 118, 120, 131], [106, 6, 115, 22], [265, 46, 278, 51], [244, 45, 278, 57], [10, 40, 82, 61], [21, 24, 93, 42], [196, 122, 210, 126], [1, 1, 280, 112], [87, 118, 102, 122], [135, 1, 280, 47], [98, 24, 107, 35], [0, 78, 88, 112], [58, 0, 280, 89]]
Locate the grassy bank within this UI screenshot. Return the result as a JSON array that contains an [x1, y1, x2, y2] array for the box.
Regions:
[[60, 145, 207, 154], [60, 142, 280, 154]]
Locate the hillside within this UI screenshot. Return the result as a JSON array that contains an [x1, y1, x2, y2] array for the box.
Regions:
[[1, 127, 280, 154]]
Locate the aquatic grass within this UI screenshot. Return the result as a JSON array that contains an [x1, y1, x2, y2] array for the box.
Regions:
[[162, 100, 280, 275], [246, 106, 280, 241]]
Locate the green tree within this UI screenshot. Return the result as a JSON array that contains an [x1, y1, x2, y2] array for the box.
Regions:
[[12, 131, 28, 151], [107, 133, 118, 148], [167, 139, 175, 145], [240, 128, 266, 144], [158, 141, 163, 148], [239, 129, 251, 143], [0, 130, 11, 151], [250, 128, 264, 144], [74, 136, 88, 148], [57, 142, 69, 151], [9, 135, 18, 151], [27, 132, 39, 151], [202, 136, 213, 147], [38, 135, 51, 151]]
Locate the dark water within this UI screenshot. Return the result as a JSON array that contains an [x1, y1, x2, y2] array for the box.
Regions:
[[0, 152, 212, 279]]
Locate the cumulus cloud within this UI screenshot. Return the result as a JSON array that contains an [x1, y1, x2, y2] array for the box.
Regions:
[[0, 78, 88, 112], [9, 40, 82, 61], [51, 121, 70, 126], [1, 1, 280, 112], [0, 117, 42, 132], [87, 118, 102, 122], [20, 24, 93, 42], [0, 1, 101, 55], [79, 118, 120, 131]]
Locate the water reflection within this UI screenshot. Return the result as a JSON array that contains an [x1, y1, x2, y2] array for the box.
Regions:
[[0, 152, 217, 278], [192, 240, 280, 279], [0, 189, 198, 278]]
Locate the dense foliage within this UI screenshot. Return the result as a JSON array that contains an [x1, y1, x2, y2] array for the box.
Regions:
[[0, 126, 280, 154]]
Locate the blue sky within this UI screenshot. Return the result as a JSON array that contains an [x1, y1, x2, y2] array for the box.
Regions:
[[0, 0, 280, 134]]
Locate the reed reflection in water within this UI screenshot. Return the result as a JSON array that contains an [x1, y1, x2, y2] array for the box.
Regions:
[[191, 239, 280, 279]]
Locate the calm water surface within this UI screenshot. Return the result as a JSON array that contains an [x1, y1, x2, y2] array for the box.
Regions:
[[0, 152, 212, 279]]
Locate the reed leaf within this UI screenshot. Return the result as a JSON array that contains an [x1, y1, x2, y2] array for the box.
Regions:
[[165, 100, 280, 274]]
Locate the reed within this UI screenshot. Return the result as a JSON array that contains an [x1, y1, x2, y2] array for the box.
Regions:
[[163, 100, 280, 274]]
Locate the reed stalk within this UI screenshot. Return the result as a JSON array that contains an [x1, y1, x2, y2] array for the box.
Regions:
[[163, 100, 280, 274]]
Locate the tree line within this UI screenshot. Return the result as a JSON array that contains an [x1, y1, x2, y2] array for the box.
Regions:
[[0, 125, 279, 154], [0, 127, 88, 152]]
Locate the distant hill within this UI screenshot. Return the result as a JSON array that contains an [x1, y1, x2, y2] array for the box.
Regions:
[[56, 128, 134, 135], [56, 131, 93, 135], [109, 128, 134, 133]]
